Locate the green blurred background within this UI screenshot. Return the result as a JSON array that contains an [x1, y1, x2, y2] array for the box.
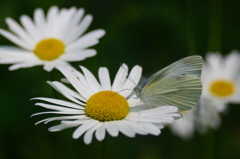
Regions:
[[0, 0, 240, 158]]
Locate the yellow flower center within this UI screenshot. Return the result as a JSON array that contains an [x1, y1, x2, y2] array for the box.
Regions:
[[34, 38, 65, 61], [210, 80, 235, 97], [85, 91, 129, 122]]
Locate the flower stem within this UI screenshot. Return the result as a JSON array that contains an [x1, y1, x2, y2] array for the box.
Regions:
[[202, 130, 215, 159], [101, 134, 108, 159], [186, 0, 196, 55], [208, 0, 222, 51]]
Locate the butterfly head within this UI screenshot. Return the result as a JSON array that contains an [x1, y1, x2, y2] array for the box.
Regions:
[[133, 87, 142, 98]]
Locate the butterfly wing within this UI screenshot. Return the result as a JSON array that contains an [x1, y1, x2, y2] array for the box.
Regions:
[[141, 56, 202, 111], [143, 74, 201, 110]]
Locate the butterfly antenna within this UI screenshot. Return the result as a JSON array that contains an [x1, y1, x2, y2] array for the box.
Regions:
[[120, 63, 137, 86], [111, 88, 132, 97]]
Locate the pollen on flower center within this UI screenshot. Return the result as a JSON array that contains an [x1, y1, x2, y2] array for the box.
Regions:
[[85, 91, 129, 122], [34, 38, 65, 61], [210, 80, 235, 97]]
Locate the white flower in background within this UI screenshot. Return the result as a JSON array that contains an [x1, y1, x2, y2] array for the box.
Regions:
[[0, 6, 105, 71], [197, 51, 240, 133], [32, 64, 181, 144], [169, 109, 195, 140], [201, 51, 240, 112], [196, 98, 221, 134], [170, 51, 240, 137]]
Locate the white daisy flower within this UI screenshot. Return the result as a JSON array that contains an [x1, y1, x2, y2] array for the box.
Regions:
[[0, 6, 105, 71], [201, 50, 240, 112], [169, 109, 195, 140], [196, 98, 221, 134], [32, 64, 181, 144], [196, 51, 240, 133]]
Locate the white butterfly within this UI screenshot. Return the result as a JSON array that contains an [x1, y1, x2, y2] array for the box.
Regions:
[[134, 56, 203, 111]]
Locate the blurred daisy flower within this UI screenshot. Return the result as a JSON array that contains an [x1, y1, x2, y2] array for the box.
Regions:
[[169, 109, 195, 140], [0, 6, 105, 71], [32, 64, 181, 144], [196, 98, 221, 134], [201, 51, 240, 112], [171, 51, 240, 137]]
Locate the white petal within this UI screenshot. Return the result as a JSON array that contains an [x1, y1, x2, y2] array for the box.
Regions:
[[117, 121, 135, 137], [6, 18, 35, 47], [126, 113, 173, 123], [98, 67, 111, 90], [66, 40, 99, 51], [55, 8, 77, 38], [120, 65, 142, 97], [47, 81, 86, 104], [9, 61, 43, 70], [105, 122, 119, 137], [80, 66, 103, 93], [66, 29, 105, 52], [32, 97, 84, 109], [112, 64, 128, 92], [43, 62, 56, 72], [35, 115, 82, 125], [46, 6, 59, 35], [0, 29, 32, 50], [84, 123, 102, 144], [73, 120, 99, 139], [127, 122, 149, 135], [95, 123, 106, 141], [34, 8, 46, 38], [65, 14, 92, 44], [20, 15, 40, 42], [69, 8, 85, 27], [48, 121, 83, 132], [35, 103, 81, 112], [0, 48, 35, 63], [142, 123, 161, 135], [60, 49, 96, 62], [57, 66, 93, 99], [32, 111, 84, 116], [68, 67, 90, 90]]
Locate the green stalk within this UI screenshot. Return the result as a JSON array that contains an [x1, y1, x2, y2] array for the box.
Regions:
[[186, 0, 196, 55], [208, 0, 222, 51]]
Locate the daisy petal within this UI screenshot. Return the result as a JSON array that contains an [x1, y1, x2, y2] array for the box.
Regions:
[[60, 49, 96, 62], [73, 120, 99, 139], [47, 81, 86, 104], [66, 14, 93, 44], [34, 8, 46, 38], [84, 123, 102, 144], [35, 115, 82, 125], [6, 18, 35, 47], [9, 61, 43, 70], [112, 64, 128, 92], [98, 67, 111, 90], [57, 67, 93, 99], [120, 65, 142, 97], [0, 29, 32, 50], [80, 66, 103, 93], [105, 122, 119, 137], [117, 121, 135, 137], [95, 123, 106, 141], [66, 29, 105, 51], [32, 97, 84, 109], [20, 15, 39, 42]]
